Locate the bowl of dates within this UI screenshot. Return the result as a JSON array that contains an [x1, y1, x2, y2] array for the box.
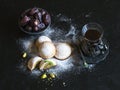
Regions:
[[18, 7, 51, 34]]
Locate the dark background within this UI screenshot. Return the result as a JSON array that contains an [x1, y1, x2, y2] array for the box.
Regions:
[[0, 0, 120, 90]]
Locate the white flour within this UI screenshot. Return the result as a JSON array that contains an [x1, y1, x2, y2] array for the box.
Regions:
[[47, 57, 74, 76], [17, 14, 93, 78]]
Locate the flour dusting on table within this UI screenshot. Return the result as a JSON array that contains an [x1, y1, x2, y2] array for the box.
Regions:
[[17, 14, 93, 78]]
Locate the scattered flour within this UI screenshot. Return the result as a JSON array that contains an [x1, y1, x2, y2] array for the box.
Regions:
[[17, 14, 94, 78], [47, 57, 74, 76]]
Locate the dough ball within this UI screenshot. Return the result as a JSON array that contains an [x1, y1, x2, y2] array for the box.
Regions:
[[36, 36, 52, 47], [55, 43, 72, 60], [39, 42, 56, 59]]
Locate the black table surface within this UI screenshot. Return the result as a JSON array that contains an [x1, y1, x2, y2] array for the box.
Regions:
[[0, 0, 120, 90]]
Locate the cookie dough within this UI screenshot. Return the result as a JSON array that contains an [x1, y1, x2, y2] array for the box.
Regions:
[[38, 41, 56, 59], [55, 43, 72, 60]]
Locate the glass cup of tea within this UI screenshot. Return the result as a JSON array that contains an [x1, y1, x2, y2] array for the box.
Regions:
[[80, 23, 109, 64]]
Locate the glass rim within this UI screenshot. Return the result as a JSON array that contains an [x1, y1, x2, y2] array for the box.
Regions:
[[82, 23, 104, 42]]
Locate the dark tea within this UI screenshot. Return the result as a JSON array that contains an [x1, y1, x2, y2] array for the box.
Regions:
[[85, 29, 101, 41]]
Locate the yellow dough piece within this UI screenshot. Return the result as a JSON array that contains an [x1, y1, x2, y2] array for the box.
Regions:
[[27, 56, 42, 71], [39, 59, 56, 70]]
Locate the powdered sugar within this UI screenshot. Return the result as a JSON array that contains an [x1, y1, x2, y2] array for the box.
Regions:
[[47, 57, 74, 76], [17, 14, 94, 78]]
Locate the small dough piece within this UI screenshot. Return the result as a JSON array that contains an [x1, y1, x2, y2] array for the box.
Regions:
[[55, 43, 72, 60], [39, 59, 57, 70], [36, 36, 52, 47], [27, 56, 42, 71], [38, 41, 56, 59]]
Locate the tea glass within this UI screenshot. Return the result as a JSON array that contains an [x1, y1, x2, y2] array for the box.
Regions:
[[80, 23, 109, 64]]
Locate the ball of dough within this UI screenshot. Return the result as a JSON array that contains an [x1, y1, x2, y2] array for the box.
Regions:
[[55, 43, 72, 60], [39, 41, 56, 59], [36, 36, 52, 47]]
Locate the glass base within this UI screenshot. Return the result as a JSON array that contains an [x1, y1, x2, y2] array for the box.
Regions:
[[82, 38, 109, 64]]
